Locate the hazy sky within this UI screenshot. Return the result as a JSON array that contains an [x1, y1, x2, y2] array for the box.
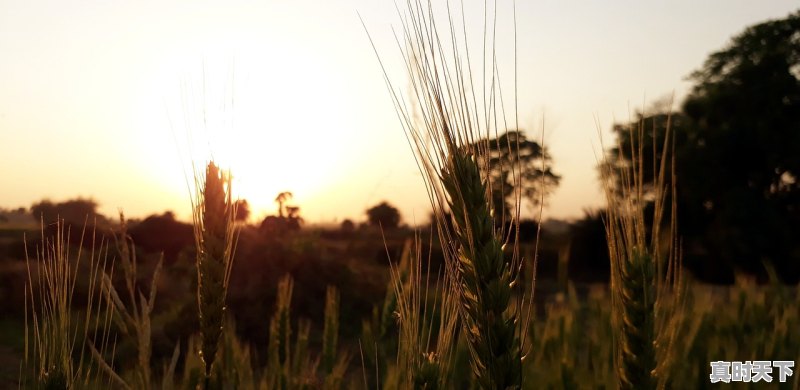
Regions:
[[1, 0, 797, 225]]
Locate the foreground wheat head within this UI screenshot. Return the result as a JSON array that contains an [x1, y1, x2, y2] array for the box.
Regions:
[[191, 161, 238, 383], [365, 1, 533, 387], [601, 112, 686, 389], [442, 152, 523, 389]]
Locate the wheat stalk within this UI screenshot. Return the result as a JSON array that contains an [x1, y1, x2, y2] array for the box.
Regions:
[[322, 285, 340, 376], [321, 285, 351, 390], [363, 1, 531, 387], [601, 108, 686, 389], [443, 152, 522, 389], [265, 274, 293, 390], [615, 248, 656, 389], [191, 161, 238, 384]]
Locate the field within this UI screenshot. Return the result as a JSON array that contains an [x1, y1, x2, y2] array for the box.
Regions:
[[2, 1, 799, 389], [1, 216, 798, 389]]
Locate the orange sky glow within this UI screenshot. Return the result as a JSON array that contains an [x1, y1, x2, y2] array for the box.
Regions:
[[1, 0, 797, 225]]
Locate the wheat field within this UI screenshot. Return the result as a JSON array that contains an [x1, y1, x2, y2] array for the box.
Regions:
[[11, 1, 800, 389]]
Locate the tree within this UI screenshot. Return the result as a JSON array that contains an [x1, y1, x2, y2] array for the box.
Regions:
[[275, 191, 293, 218], [259, 193, 303, 235], [234, 199, 250, 223], [340, 219, 355, 234], [473, 130, 560, 218], [680, 12, 800, 282], [127, 211, 194, 263], [285, 206, 303, 230], [30, 197, 108, 226], [567, 209, 611, 283], [604, 12, 800, 282], [366, 201, 401, 229]]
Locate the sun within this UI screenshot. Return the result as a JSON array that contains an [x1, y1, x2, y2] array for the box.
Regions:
[[214, 124, 338, 219], [131, 37, 356, 221], [173, 57, 349, 220]]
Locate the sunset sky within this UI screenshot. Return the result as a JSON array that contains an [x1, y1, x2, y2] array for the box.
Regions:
[[1, 0, 797, 225]]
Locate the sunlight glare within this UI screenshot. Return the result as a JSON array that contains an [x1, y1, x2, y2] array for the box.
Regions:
[[158, 46, 347, 220]]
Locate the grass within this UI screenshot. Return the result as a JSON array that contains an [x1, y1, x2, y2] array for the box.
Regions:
[[23, 219, 112, 388]]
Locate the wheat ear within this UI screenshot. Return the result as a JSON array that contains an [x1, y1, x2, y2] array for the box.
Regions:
[[602, 108, 685, 389], [442, 152, 522, 389], [363, 0, 528, 387], [192, 161, 237, 383], [616, 248, 656, 389]]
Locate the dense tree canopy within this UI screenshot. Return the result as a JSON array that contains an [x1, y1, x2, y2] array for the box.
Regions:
[[30, 198, 109, 226], [473, 130, 560, 219], [604, 12, 800, 282], [128, 211, 193, 263], [366, 201, 401, 229], [234, 199, 250, 223]]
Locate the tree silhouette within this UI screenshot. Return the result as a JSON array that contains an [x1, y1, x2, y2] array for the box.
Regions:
[[366, 201, 401, 229], [340, 219, 355, 234], [259, 192, 303, 235], [30, 198, 108, 226], [472, 130, 560, 218], [128, 211, 193, 263], [681, 12, 800, 282], [285, 206, 303, 230], [567, 209, 611, 283], [234, 199, 250, 223], [601, 110, 692, 222], [275, 191, 293, 218], [604, 12, 800, 282]]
